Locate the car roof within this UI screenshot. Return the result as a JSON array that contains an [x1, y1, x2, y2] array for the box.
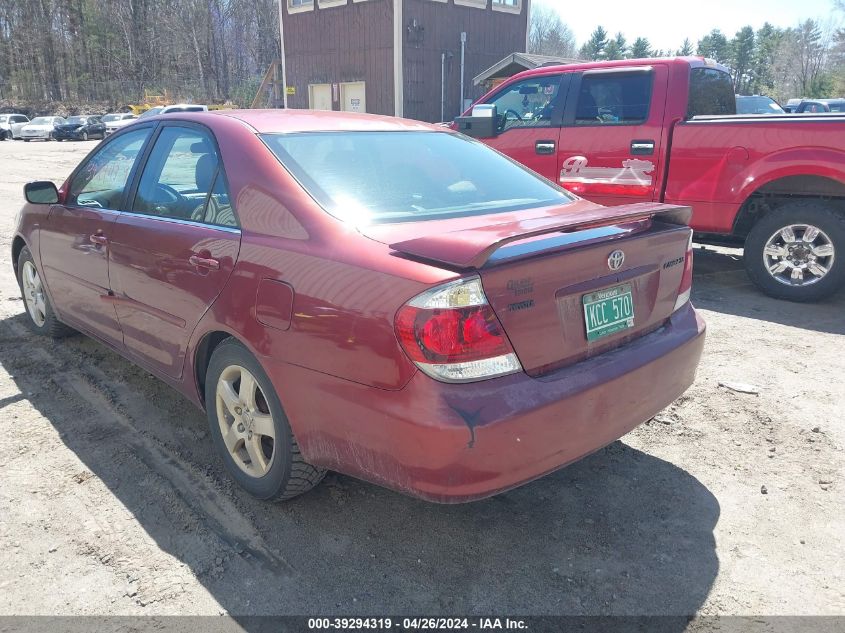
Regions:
[[196, 109, 444, 134], [514, 55, 731, 79]]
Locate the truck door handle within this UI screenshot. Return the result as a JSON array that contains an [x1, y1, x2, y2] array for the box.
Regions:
[[535, 140, 556, 155], [189, 255, 220, 270], [89, 233, 108, 246], [630, 140, 655, 155]]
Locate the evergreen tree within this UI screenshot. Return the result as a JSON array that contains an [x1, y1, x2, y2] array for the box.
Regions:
[[730, 26, 756, 93], [604, 32, 628, 60], [579, 26, 609, 61], [630, 37, 653, 59], [677, 38, 694, 56], [697, 29, 730, 63]]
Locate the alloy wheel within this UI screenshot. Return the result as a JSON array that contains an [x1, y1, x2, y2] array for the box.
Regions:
[[21, 261, 47, 327], [763, 224, 835, 286], [215, 364, 276, 478]]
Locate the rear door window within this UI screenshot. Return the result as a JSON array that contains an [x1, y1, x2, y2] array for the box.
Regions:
[[130, 125, 237, 226], [574, 71, 653, 125]]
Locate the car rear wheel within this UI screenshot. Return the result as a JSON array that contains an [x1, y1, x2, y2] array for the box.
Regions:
[[205, 339, 326, 501], [16, 247, 74, 338], [1, 130, 10, 141], [744, 201, 845, 302]]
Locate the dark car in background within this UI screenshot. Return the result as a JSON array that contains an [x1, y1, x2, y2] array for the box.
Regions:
[[788, 99, 845, 113], [54, 115, 107, 141], [736, 95, 785, 115]]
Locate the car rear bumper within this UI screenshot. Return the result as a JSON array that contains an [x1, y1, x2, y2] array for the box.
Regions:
[[268, 303, 706, 503]]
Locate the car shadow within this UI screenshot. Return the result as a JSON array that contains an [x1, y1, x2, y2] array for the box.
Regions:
[[691, 245, 845, 335], [0, 312, 719, 623]]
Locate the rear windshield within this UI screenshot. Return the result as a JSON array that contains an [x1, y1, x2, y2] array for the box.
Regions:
[[687, 67, 736, 118], [261, 131, 573, 225]]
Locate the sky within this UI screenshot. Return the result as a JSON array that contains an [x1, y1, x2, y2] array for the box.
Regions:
[[540, 0, 841, 51]]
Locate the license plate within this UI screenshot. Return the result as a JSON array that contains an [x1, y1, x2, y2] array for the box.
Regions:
[[582, 283, 635, 342]]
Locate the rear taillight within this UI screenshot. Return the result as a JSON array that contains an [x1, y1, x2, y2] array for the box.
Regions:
[[395, 276, 522, 383], [673, 231, 694, 312]]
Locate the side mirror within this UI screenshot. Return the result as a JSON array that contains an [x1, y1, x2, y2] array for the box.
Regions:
[[454, 104, 499, 139], [24, 181, 59, 205]]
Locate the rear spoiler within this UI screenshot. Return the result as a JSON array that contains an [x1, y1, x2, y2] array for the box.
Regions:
[[389, 202, 692, 269]]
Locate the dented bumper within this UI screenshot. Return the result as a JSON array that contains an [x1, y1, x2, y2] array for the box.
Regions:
[[267, 304, 706, 503]]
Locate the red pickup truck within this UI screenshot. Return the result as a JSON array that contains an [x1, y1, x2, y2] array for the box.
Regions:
[[456, 57, 845, 302]]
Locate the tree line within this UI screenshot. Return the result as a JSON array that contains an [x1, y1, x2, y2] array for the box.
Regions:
[[529, 3, 845, 102], [0, 0, 280, 107]]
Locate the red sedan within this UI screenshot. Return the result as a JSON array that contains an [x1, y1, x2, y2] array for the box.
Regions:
[[13, 110, 705, 503]]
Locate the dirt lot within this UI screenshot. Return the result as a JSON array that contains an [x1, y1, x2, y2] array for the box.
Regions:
[[0, 139, 843, 618]]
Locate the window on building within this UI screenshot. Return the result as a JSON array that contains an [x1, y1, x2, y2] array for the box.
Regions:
[[317, 0, 347, 7], [486, 75, 563, 133], [454, 0, 487, 8], [288, 0, 314, 13], [574, 72, 653, 126], [492, 0, 521, 12]]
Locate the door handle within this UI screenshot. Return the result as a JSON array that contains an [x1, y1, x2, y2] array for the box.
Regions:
[[535, 140, 556, 155], [89, 233, 108, 246], [189, 255, 220, 270], [630, 140, 655, 155]]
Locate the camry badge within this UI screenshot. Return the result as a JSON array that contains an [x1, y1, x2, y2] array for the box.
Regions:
[[608, 250, 625, 271]]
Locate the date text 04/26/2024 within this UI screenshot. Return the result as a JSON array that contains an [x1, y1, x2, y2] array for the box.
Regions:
[[307, 618, 528, 630]]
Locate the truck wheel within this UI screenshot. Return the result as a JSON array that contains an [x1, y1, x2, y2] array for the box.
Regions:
[[744, 201, 844, 302], [205, 338, 326, 502]]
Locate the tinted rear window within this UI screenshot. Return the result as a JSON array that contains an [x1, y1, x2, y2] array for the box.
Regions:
[[687, 68, 736, 118], [261, 131, 573, 225]]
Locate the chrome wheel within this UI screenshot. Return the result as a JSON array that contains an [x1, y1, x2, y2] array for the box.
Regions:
[[21, 261, 47, 327], [763, 223, 834, 286], [215, 365, 276, 478]]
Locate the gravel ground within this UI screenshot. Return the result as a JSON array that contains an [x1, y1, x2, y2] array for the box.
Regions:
[[0, 139, 843, 618]]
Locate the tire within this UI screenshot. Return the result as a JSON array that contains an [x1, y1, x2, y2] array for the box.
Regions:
[[205, 338, 326, 501], [81, 131, 88, 141], [744, 200, 845, 302], [23, 139, 30, 142], [16, 247, 74, 338], [1, 130, 10, 141]]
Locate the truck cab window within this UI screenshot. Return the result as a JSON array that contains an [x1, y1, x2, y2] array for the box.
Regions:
[[687, 67, 736, 118], [487, 76, 562, 133], [574, 72, 652, 125]]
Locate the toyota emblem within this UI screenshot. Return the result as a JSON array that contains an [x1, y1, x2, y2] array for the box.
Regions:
[[607, 250, 625, 271]]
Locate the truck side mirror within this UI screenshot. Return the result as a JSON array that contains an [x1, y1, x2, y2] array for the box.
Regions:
[[454, 104, 499, 139], [24, 181, 59, 205]]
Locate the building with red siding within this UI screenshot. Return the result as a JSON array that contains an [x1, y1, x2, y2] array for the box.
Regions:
[[280, 0, 530, 122]]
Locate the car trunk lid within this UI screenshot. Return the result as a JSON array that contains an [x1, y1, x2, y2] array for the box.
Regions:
[[367, 201, 693, 376]]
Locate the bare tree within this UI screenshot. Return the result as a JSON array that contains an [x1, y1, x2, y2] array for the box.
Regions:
[[528, 2, 577, 57]]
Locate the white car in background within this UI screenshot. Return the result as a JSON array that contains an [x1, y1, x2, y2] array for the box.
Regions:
[[20, 116, 66, 141], [102, 112, 138, 136], [0, 114, 30, 140], [137, 104, 209, 119]]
